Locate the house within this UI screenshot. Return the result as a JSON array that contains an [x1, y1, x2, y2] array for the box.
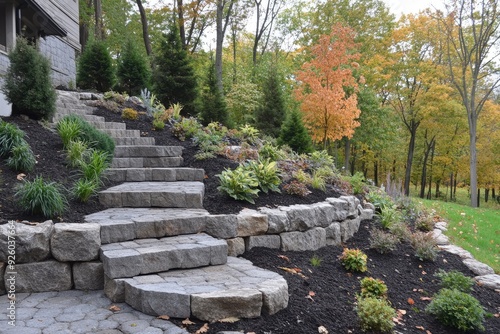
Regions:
[[0, 0, 80, 115]]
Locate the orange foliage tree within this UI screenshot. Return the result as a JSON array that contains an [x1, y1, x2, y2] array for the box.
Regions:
[[294, 24, 361, 147]]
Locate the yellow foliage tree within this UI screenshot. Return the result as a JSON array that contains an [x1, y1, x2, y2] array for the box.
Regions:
[[294, 24, 361, 147]]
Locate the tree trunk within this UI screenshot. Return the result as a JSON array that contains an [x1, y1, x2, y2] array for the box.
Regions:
[[477, 188, 480, 207], [450, 172, 454, 201], [177, 0, 186, 48], [344, 138, 350, 173], [492, 188, 496, 200], [215, 0, 224, 93], [136, 0, 152, 56], [469, 118, 479, 207], [94, 0, 104, 40], [453, 171, 458, 200], [374, 160, 379, 186], [485, 188, 489, 202], [404, 122, 418, 196]]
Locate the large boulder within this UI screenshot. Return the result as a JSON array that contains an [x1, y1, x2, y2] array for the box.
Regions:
[[0, 221, 53, 263], [280, 228, 326, 251], [73, 262, 104, 290], [237, 209, 268, 237], [51, 223, 101, 262], [11, 260, 72, 292], [258, 207, 291, 234]]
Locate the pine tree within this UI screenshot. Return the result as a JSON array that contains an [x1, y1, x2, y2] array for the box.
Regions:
[[77, 39, 115, 92], [278, 109, 312, 154], [199, 60, 230, 126], [1, 37, 56, 120], [116, 38, 150, 96], [152, 17, 198, 115], [254, 65, 286, 137]]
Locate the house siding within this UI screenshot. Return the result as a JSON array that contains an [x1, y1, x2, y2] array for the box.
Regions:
[[34, 0, 80, 50]]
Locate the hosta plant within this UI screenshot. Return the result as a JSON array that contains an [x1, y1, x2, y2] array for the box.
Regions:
[[339, 248, 368, 273], [244, 159, 281, 193], [217, 167, 260, 204]]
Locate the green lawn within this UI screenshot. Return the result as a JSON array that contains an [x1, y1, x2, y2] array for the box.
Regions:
[[416, 197, 500, 273]]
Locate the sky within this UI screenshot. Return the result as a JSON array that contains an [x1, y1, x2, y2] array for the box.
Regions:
[[383, 0, 443, 17]]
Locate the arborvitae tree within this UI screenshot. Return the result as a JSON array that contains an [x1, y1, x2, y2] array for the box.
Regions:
[[77, 39, 115, 92], [152, 17, 197, 115], [254, 65, 286, 137], [116, 38, 150, 96], [278, 109, 312, 154], [1, 37, 56, 120], [199, 60, 230, 126]]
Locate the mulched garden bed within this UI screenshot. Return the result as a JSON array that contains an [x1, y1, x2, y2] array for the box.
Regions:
[[1, 104, 498, 333]]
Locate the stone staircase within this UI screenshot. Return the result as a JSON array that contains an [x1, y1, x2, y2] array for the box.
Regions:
[[54, 90, 289, 322]]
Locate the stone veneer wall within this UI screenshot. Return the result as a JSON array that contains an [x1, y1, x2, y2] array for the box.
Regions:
[[0, 52, 9, 76], [38, 36, 77, 87]]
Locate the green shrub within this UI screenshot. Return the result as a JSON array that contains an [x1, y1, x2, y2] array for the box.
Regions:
[[244, 159, 281, 194], [172, 117, 202, 141], [199, 60, 229, 126], [193, 129, 224, 160], [6, 143, 36, 172], [72, 178, 99, 203], [1, 37, 56, 120], [66, 140, 88, 168], [339, 248, 368, 273], [116, 39, 150, 96], [122, 108, 139, 120], [77, 39, 115, 92], [356, 297, 396, 333], [0, 120, 26, 157], [259, 143, 285, 161], [410, 231, 439, 261], [359, 277, 388, 300], [369, 228, 399, 254], [79, 149, 110, 183], [378, 205, 401, 229], [293, 169, 312, 185], [57, 117, 82, 148], [389, 222, 412, 241], [366, 190, 394, 212], [15, 176, 67, 218], [308, 150, 334, 170], [435, 270, 475, 293], [415, 212, 435, 232], [283, 180, 311, 197], [313, 166, 338, 183], [217, 167, 260, 204], [278, 109, 312, 154], [426, 289, 485, 331]]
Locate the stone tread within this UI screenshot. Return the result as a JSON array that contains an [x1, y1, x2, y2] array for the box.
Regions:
[[114, 145, 183, 158], [110, 156, 183, 168], [114, 137, 156, 146], [109, 257, 288, 321], [85, 208, 210, 244], [87, 121, 127, 130], [99, 181, 204, 208], [101, 129, 141, 138], [104, 167, 205, 183], [100, 233, 227, 279]]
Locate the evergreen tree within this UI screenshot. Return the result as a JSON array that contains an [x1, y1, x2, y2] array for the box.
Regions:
[[77, 39, 115, 92], [199, 60, 230, 126], [254, 65, 286, 137], [278, 109, 312, 154], [1, 37, 56, 120], [152, 17, 197, 115], [116, 38, 150, 96]]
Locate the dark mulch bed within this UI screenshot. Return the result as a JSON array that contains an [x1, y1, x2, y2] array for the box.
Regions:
[[1, 107, 499, 333]]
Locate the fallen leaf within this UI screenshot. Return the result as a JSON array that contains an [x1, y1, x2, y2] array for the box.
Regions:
[[278, 255, 290, 262], [422, 271, 427, 275], [157, 315, 170, 320], [109, 305, 121, 312], [420, 297, 432, 301], [398, 309, 407, 315], [305, 295, 314, 302], [195, 323, 209, 334], [318, 325, 328, 333], [219, 317, 240, 323], [407, 298, 415, 305], [416, 325, 425, 330], [426, 330, 432, 334], [17, 173, 26, 181], [292, 267, 302, 273], [309, 291, 316, 297], [494, 313, 500, 318], [182, 318, 195, 325]]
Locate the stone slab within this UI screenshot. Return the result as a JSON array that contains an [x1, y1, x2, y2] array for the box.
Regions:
[[0, 221, 53, 263], [51, 223, 101, 262], [10, 261, 72, 292], [245, 235, 281, 251], [280, 228, 326, 251], [73, 262, 104, 290]]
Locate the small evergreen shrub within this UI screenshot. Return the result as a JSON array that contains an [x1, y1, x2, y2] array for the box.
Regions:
[[435, 270, 475, 293], [72, 178, 99, 203], [0, 120, 26, 157], [122, 108, 139, 120], [426, 288, 485, 332], [199, 61, 229, 126], [359, 277, 388, 299], [6, 143, 36, 172], [410, 231, 439, 261], [244, 159, 281, 194], [356, 297, 396, 333], [339, 248, 368, 273], [283, 180, 311, 197], [217, 167, 260, 204], [370, 228, 399, 254], [15, 176, 67, 218], [278, 109, 312, 154], [77, 39, 115, 92], [116, 39, 150, 96], [1, 37, 56, 120]]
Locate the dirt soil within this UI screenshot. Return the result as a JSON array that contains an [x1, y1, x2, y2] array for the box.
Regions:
[[1, 108, 499, 334]]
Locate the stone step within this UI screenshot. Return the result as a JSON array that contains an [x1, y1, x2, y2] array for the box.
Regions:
[[111, 156, 183, 168], [85, 208, 210, 244], [100, 233, 227, 279], [114, 145, 183, 158], [88, 121, 127, 130], [99, 181, 204, 208], [101, 129, 141, 138], [104, 167, 205, 183], [53, 114, 105, 124], [105, 257, 288, 321], [113, 137, 155, 146]]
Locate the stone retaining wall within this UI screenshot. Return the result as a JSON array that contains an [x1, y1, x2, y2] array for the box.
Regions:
[[0, 196, 373, 294]]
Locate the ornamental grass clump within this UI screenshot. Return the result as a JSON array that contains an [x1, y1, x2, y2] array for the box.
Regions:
[[426, 288, 485, 332], [15, 176, 67, 218], [410, 231, 439, 261], [0, 120, 26, 157], [6, 143, 36, 172], [339, 248, 368, 273]]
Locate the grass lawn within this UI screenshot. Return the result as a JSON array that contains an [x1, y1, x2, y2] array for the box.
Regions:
[[415, 191, 500, 273]]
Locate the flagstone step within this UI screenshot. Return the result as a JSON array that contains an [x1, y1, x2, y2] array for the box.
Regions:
[[101, 128, 141, 138], [105, 257, 288, 321], [99, 181, 204, 208], [113, 137, 156, 146], [111, 156, 183, 168], [100, 233, 227, 279], [85, 208, 210, 244], [104, 167, 205, 183], [114, 145, 183, 158]]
